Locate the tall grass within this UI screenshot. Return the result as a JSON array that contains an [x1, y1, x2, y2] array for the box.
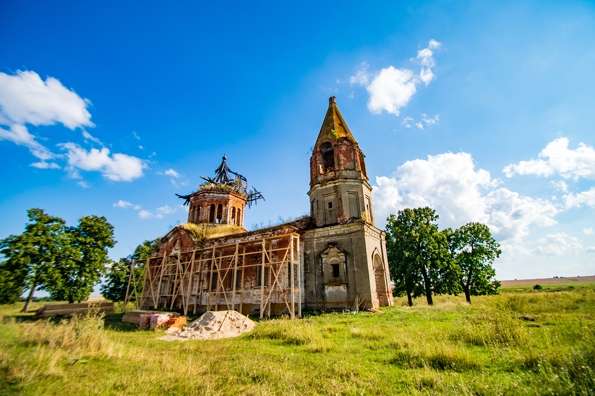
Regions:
[[0, 287, 593, 395], [20, 311, 117, 357]]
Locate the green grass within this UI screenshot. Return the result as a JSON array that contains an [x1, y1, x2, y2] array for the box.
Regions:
[[1, 287, 594, 395]]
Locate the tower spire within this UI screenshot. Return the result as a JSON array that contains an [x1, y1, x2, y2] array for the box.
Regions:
[[315, 96, 357, 148]]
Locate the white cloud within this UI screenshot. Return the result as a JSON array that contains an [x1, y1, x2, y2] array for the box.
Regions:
[[503, 137, 595, 180], [160, 168, 187, 187], [137, 209, 153, 220], [373, 151, 559, 241], [156, 205, 175, 217], [31, 161, 60, 169], [564, 187, 595, 209], [366, 66, 417, 116], [113, 200, 140, 210], [0, 124, 55, 161], [164, 168, 180, 178], [551, 180, 568, 193], [82, 129, 102, 145], [61, 142, 145, 182], [534, 233, 582, 256], [114, 200, 178, 220], [349, 63, 370, 86], [350, 39, 441, 117], [402, 113, 440, 130], [417, 39, 441, 85], [583, 227, 593, 236], [0, 70, 92, 129]]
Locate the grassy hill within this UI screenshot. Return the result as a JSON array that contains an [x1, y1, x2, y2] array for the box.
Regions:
[[1, 284, 593, 395]]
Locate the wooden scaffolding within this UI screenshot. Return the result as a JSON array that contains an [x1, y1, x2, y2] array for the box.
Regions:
[[140, 232, 302, 318]]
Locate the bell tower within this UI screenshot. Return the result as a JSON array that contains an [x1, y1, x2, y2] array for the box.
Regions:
[[308, 97, 374, 227]]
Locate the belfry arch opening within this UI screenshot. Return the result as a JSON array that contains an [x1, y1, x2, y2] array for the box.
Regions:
[[320, 142, 335, 172]]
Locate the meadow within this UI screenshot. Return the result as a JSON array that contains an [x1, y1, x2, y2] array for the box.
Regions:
[[0, 282, 593, 395]]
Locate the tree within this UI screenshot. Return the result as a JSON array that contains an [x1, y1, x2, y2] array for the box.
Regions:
[[47, 216, 115, 303], [0, 209, 66, 311], [101, 239, 159, 302], [446, 222, 501, 303], [386, 207, 458, 306], [386, 214, 424, 306]]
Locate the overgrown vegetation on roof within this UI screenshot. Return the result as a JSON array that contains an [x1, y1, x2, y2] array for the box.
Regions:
[[180, 223, 245, 240]]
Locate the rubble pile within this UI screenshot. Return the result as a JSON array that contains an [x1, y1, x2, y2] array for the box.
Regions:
[[161, 310, 255, 341]]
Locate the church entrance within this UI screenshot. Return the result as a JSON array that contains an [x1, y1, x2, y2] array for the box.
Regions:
[[373, 253, 390, 306]]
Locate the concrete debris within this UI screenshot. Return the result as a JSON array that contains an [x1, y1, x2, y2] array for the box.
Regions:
[[161, 310, 255, 341]]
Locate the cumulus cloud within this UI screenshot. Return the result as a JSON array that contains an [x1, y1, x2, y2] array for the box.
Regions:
[[350, 39, 441, 117], [583, 227, 593, 236], [114, 200, 178, 220], [61, 143, 145, 182], [533, 233, 582, 256], [503, 137, 595, 180], [0, 124, 56, 163], [0, 70, 146, 184], [373, 152, 559, 241], [564, 187, 595, 209], [0, 70, 92, 129], [366, 66, 417, 116]]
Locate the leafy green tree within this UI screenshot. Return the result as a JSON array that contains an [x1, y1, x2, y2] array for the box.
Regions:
[[101, 239, 159, 302], [446, 222, 501, 303], [386, 207, 458, 306], [0, 209, 66, 311], [47, 216, 115, 303], [0, 236, 28, 304], [386, 214, 424, 306]]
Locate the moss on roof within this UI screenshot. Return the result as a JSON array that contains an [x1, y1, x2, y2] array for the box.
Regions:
[[180, 223, 246, 240]]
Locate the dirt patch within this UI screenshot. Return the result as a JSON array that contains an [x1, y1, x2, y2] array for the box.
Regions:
[[160, 310, 255, 341]]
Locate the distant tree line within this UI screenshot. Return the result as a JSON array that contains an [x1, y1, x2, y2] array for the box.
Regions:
[[386, 207, 501, 305], [0, 208, 159, 311]]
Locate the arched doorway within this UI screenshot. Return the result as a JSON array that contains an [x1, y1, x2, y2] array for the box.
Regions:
[[373, 253, 390, 306]]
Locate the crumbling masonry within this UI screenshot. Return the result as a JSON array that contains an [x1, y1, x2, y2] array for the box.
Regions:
[[140, 97, 393, 317]]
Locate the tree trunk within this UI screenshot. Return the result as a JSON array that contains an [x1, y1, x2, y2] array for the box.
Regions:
[[464, 287, 471, 304], [406, 290, 413, 306], [22, 281, 37, 312], [425, 287, 434, 305], [420, 266, 433, 305]]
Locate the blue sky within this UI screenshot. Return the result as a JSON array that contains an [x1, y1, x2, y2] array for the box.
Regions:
[[1, 1, 594, 279]]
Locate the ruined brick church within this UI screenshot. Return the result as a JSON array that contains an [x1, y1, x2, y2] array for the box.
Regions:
[[140, 97, 393, 317]]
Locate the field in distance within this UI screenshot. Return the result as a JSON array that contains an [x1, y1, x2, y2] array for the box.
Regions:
[[500, 275, 595, 292], [0, 286, 593, 395]]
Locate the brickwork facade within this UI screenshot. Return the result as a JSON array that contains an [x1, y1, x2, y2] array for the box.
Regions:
[[143, 97, 392, 315]]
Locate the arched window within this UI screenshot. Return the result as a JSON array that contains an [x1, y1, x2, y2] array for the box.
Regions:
[[320, 142, 335, 171], [236, 208, 241, 226], [216, 204, 223, 223], [231, 207, 236, 224], [209, 204, 215, 223]]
